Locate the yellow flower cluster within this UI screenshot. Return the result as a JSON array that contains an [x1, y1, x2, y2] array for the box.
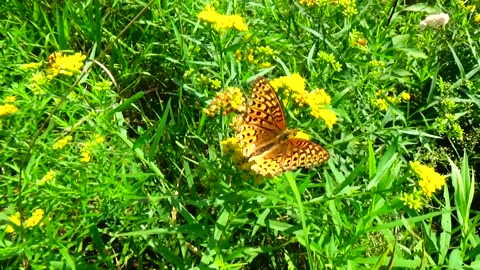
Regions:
[[375, 91, 410, 112], [0, 103, 18, 116], [53, 135, 73, 150], [5, 209, 46, 233], [46, 52, 86, 80], [338, 0, 358, 17], [25, 209, 45, 228], [80, 134, 105, 163], [349, 29, 367, 50], [400, 189, 423, 210], [295, 131, 311, 140], [20, 62, 42, 70], [203, 87, 246, 116], [317, 51, 342, 72], [196, 74, 222, 90], [475, 14, 480, 24], [39, 170, 56, 185], [270, 74, 337, 127], [198, 4, 248, 32], [31, 72, 49, 94], [410, 161, 446, 197], [298, 0, 357, 17], [234, 46, 276, 68], [5, 212, 21, 233], [270, 74, 308, 105], [221, 137, 245, 164], [93, 80, 112, 92]]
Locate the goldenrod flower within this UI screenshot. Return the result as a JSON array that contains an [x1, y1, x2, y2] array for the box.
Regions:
[[203, 87, 245, 116], [466, 5, 476, 13], [400, 190, 424, 210], [30, 72, 48, 94], [80, 150, 92, 163], [270, 73, 308, 105], [309, 88, 331, 105], [198, 4, 248, 32], [94, 134, 105, 144], [0, 104, 19, 116], [299, 0, 319, 6], [5, 96, 16, 103], [46, 52, 86, 80], [375, 98, 388, 111], [318, 51, 342, 72], [234, 50, 243, 61], [93, 80, 112, 92], [211, 79, 222, 90], [410, 161, 446, 197], [295, 131, 311, 140], [5, 212, 21, 233], [338, 0, 358, 17], [26, 209, 45, 228], [310, 107, 337, 128], [259, 62, 272, 68], [53, 135, 73, 150], [221, 137, 245, 164], [20, 62, 41, 70], [475, 14, 480, 24], [399, 92, 411, 101], [39, 170, 56, 185], [420, 13, 450, 29]]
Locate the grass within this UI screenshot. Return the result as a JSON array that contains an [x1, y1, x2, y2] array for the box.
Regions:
[[1, 0, 480, 269]]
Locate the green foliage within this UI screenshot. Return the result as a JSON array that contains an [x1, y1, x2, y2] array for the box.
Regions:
[[1, 0, 480, 269]]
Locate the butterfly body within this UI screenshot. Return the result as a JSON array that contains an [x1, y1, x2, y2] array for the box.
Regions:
[[237, 77, 329, 177]]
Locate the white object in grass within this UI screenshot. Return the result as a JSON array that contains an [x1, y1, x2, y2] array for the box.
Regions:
[[420, 13, 450, 29]]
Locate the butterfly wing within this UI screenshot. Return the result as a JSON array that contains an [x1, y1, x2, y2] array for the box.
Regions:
[[251, 138, 329, 177], [237, 77, 287, 157], [281, 138, 330, 170]]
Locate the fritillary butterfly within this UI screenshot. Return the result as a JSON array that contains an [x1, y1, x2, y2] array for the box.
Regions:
[[237, 77, 330, 177]]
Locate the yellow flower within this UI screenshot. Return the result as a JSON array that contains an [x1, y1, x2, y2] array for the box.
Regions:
[[30, 72, 49, 94], [295, 131, 311, 140], [466, 5, 476, 13], [410, 161, 446, 197], [259, 62, 272, 68], [93, 80, 112, 92], [375, 98, 388, 111], [234, 50, 243, 61], [26, 209, 45, 228], [221, 137, 245, 164], [80, 150, 92, 163], [94, 134, 105, 144], [53, 135, 73, 150], [318, 51, 342, 72], [400, 190, 424, 210], [338, 0, 358, 17], [198, 4, 248, 32], [39, 170, 56, 185], [270, 73, 308, 105], [211, 79, 222, 90], [46, 52, 86, 80], [310, 107, 337, 128], [5, 96, 16, 103], [203, 87, 245, 116], [399, 92, 411, 101], [20, 62, 42, 70], [309, 88, 331, 105], [475, 14, 480, 24], [299, 0, 320, 6], [0, 104, 19, 116], [5, 212, 21, 233]]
